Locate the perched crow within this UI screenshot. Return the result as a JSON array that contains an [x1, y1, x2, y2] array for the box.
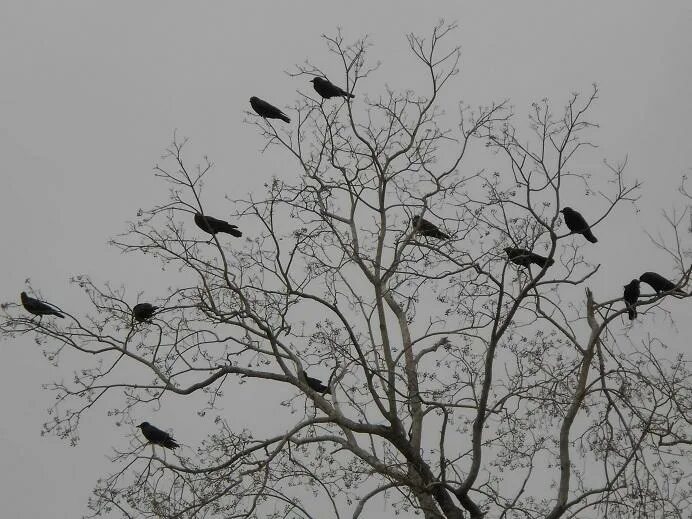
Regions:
[[623, 279, 640, 320], [310, 77, 354, 99], [412, 216, 450, 240], [249, 96, 290, 123], [300, 371, 330, 394], [133, 303, 158, 323], [20, 291, 64, 318], [560, 207, 598, 243], [194, 213, 242, 238], [504, 247, 554, 269], [639, 272, 686, 295], [137, 422, 179, 450]]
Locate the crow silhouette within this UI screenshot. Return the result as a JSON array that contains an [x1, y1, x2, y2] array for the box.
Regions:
[[504, 247, 554, 269], [194, 213, 242, 238], [300, 371, 330, 394], [639, 272, 686, 295], [310, 77, 354, 99], [20, 291, 64, 318], [137, 422, 179, 450], [250, 96, 290, 123], [623, 279, 640, 320], [560, 207, 598, 243], [133, 303, 158, 323], [412, 216, 450, 240]]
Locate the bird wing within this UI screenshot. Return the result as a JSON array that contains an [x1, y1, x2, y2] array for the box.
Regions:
[[143, 424, 170, 444], [203, 214, 225, 226], [639, 272, 673, 291], [259, 99, 279, 115], [570, 212, 589, 231], [27, 297, 64, 316]]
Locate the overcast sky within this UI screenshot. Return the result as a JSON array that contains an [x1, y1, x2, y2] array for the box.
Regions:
[[1, 1, 691, 517]]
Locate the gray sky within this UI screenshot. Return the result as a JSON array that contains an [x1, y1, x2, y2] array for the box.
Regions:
[[1, 1, 692, 517]]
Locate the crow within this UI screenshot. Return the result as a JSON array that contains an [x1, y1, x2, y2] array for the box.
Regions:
[[504, 247, 554, 269], [194, 213, 242, 238], [249, 96, 290, 123], [20, 291, 64, 318], [137, 422, 179, 450], [133, 303, 158, 323], [300, 371, 330, 394], [623, 279, 640, 320], [412, 216, 450, 240], [310, 77, 354, 99], [560, 207, 598, 243], [639, 272, 686, 295]]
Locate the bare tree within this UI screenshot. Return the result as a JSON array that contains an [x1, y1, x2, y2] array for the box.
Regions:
[[3, 22, 692, 519]]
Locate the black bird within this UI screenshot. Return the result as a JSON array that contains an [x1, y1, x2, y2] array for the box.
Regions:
[[249, 96, 290, 123], [639, 272, 686, 295], [412, 216, 450, 240], [504, 247, 554, 269], [194, 213, 242, 238], [133, 303, 158, 323], [310, 77, 354, 99], [20, 291, 64, 318], [300, 371, 330, 394], [623, 279, 640, 320], [137, 422, 179, 450], [560, 207, 598, 243]]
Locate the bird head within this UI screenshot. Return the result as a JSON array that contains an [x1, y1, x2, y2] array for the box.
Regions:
[[249, 96, 258, 103], [137, 422, 149, 429], [560, 207, 572, 214], [20, 291, 28, 302], [412, 215, 420, 225], [310, 77, 318, 83], [503, 247, 511, 254]]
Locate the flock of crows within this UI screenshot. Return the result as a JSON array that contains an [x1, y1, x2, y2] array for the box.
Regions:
[[15, 77, 687, 451], [13, 77, 360, 451], [414, 207, 687, 321]]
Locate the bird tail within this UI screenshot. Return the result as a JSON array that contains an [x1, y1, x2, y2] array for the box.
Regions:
[[280, 114, 291, 123], [54, 311, 65, 319], [164, 438, 180, 449], [435, 230, 451, 240], [532, 255, 554, 268], [627, 305, 637, 320], [584, 229, 598, 243], [345, 92, 355, 99], [221, 224, 242, 237]]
